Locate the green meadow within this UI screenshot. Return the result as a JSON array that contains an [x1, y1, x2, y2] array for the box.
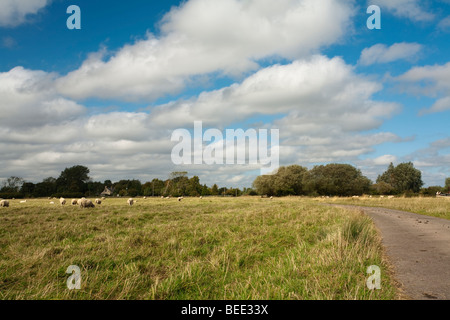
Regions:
[[0, 197, 398, 300]]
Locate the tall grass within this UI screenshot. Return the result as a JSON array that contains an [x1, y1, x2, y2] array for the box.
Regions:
[[0, 197, 397, 300], [321, 196, 450, 220]]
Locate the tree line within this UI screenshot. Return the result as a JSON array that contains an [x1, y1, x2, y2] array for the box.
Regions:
[[0, 163, 448, 199], [0, 166, 249, 199], [254, 162, 449, 197]]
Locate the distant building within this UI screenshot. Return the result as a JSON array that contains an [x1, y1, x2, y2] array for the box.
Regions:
[[100, 186, 114, 196]]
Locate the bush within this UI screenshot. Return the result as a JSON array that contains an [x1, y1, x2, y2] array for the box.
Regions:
[[403, 190, 417, 198]]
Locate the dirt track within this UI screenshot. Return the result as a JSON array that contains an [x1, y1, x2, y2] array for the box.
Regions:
[[329, 204, 450, 300]]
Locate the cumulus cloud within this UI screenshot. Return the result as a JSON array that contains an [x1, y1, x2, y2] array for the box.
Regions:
[[396, 61, 450, 114], [359, 43, 422, 66], [0, 0, 50, 27], [151, 55, 400, 129], [368, 0, 435, 22], [0, 67, 86, 129], [149, 55, 402, 175], [0, 55, 406, 186], [56, 0, 355, 101]]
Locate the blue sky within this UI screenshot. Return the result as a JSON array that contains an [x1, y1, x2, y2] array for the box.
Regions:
[[0, 0, 449, 188]]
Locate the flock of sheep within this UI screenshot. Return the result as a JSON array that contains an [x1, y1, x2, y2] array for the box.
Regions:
[[0, 195, 191, 209], [0, 197, 137, 209]]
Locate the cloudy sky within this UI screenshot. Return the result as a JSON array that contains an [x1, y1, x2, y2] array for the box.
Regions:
[[0, 0, 449, 188]]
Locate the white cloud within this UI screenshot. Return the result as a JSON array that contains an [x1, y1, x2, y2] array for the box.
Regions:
[[0, 67, 86, 129], [150, 55, 402, 170], [0, 0, 49, 27], [369, 0, 434, 22], [56, 0, 355, 101], [151, 55, 400, 130], [372, 154, 398, 165], [0, 55, 407, 186], [397, 61, 450, 114], [438, 16, 450, 31], [359, 43, 422, 66]]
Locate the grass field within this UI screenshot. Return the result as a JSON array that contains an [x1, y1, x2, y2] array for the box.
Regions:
[[0, 197, 398, 300], [318, 196, 450, 220]]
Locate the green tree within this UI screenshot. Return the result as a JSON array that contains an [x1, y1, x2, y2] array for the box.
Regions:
[[113, 179, 142, 196], [445, 178, 450, 193], [1, 176, 24, 193], [420, 186, 444, 197], [186, 176, 202, 196], [252, 174, 275, 196], [20, 182, 36, 197], [34, 177, 57, 197], [211, 184, 219, 196], [371, 181, 395, 195], [142, 179, 165, 196], [274, 165, 308, 196], [303, 164, 371, 196], [201, 184, 211, 196], [56, 165, 90, 194], [377, 162, 423, 194]]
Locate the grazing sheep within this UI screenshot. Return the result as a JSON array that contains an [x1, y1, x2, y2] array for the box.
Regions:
[[71, 199, 77, 205], [0, 200, 9, 207], [388, 195, 395, 199], [178, 197, 182, 202], [380, 195, 384, 198], [79, 199, 95, 208], [50, 201, 55, 205], [60, 198, 66, 205], [101, 197, 105, 200], [127, 198, 134, 206], [161, 196, 164, 199], [143, 196, 147, 199], [95, 199, 101, 205], [199, 196, 203, 199], [20, 200, 27, 203]]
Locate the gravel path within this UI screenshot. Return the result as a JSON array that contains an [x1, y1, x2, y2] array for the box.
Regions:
[[329, 204, 450, 300]]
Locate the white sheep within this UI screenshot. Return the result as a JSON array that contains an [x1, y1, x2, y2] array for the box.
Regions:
[[79, 199, 95, 208], [388, 195, 395, 199], [71, 199, 77, 205], [50, 201, 55, 205], [0, 200, 9, 207], [178, 197, 183, 202], [127, 198, 134, 206], [60, 197, 66, 205], [20, 200, 27, 203], [95, 199, 101, 205]]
